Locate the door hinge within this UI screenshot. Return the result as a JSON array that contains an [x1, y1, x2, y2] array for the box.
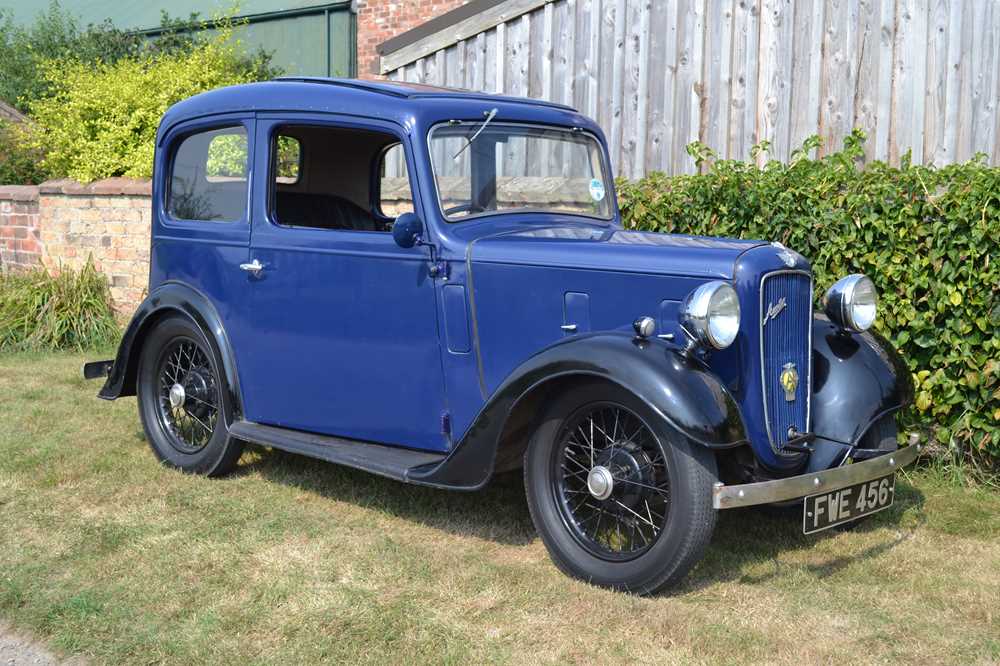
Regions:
[[428, 260, 449, 280], [441, 412, 452, 437]]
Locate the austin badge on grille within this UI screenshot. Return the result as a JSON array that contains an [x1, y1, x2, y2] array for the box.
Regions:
[[762, 296, 787, 327], [780, 362, 799, 402]]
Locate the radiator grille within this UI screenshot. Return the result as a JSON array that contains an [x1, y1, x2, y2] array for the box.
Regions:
[[760, 271, 812, 448]]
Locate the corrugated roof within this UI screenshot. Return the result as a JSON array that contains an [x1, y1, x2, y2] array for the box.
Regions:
[[0, 101, 28, 124]]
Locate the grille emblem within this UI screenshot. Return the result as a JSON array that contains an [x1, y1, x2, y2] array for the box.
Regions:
[[780, 363, 799, 402], [771, 242, 798, 267], [762, 296, 787, 327]]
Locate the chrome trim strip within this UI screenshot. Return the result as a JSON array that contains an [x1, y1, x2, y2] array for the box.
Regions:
[[759, 269, 813, 454], [712, 443, 921, 509], [465, 234, 489, 399]]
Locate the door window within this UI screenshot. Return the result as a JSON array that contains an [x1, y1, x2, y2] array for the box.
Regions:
[[269, 125, 413, 232], [378, 143, 414, 218], [168, 126, 248, 222]]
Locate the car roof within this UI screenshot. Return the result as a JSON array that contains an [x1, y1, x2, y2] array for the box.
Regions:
[[157, 78, 599, 144], [275, 77, 576, 110]]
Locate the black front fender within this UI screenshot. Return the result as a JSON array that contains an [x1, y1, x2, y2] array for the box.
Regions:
[[99, 282, 243, 425], [408, 332, 748, 490], [811, 315, 913, 451]]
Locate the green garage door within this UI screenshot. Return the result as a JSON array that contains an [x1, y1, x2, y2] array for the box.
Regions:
[[1, 0, 355, 77]]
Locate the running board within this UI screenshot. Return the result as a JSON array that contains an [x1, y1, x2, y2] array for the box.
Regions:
[[229, 421, 447, 483]]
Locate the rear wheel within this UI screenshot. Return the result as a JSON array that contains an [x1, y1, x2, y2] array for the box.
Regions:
[[524, 381, 718, 594], [137, 315, 243, 476]]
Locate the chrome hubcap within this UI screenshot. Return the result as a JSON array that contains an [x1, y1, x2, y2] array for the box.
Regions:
[[556, 403, 671, 560], [156, 338, 219, 454], [587, 465, 615, 500], [168, 383, 186, 409]]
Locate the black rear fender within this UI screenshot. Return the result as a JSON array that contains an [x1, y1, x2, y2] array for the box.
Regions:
[[98, 282, 243, 426]]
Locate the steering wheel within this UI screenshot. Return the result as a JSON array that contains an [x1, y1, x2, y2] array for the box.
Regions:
[[444, 203, 487, 216]]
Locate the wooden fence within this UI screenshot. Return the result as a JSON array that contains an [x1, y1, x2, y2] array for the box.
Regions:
[[380, 0, 1000, 179]]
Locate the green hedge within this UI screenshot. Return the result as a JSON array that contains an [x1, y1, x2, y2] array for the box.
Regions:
[[617, 131, 1000, 467]]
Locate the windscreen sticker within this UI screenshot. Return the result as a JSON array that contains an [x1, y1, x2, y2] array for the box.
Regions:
[[589, 178, 606, 202]]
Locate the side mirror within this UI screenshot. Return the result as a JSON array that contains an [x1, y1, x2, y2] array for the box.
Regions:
[[392, 212, 423, 249]]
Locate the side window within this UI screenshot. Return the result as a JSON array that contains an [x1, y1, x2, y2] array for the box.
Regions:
[[378, 143, 414, 218], [270, 125, 413, 233], [168, 126, 248, 222]]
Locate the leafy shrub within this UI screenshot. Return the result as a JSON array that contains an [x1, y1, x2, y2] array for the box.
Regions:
[[0, 259, 119, 351], [0, 1, 140, 110], [617, 131, 1000, 467], [0, 120, 46, 185], [22, 14, 277, 182]]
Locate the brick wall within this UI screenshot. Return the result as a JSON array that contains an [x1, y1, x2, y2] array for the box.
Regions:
[[356, 0, 469, 77], [0, 179, 151, 317], [37, 179, 151, 315], [0, 186, 41, 271]]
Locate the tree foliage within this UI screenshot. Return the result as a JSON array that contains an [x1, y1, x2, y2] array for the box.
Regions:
[[24, 16, 277, 181], [0, 1, 139, 110], [0, 3, 278, 184], [0, 120, 46, 185], [618, 131, 1000, 467]]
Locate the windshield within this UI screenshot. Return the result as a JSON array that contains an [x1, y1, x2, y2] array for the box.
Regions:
[[428, 122, 614, 222]]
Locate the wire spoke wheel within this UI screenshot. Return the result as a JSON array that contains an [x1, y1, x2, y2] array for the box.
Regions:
[[154, 337, 219, 454], [553, 402, 671, 561]]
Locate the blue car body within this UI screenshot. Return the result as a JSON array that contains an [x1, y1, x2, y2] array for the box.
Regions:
[[95, 78, 912, 491]]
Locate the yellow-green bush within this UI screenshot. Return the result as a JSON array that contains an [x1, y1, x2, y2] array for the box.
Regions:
[[26, 22, 270, 182], [0, 120, 46, 185], [618, 131, 1000, 467]]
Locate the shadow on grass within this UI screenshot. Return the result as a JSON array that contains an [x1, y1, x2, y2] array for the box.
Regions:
[[235, 444, 538, 546], [686, 478, 926, 591], [233, 443, 927, 589]]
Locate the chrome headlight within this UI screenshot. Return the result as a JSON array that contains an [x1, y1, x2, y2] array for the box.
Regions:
[[680, 281, 741, 349], [824, 274, 877, 332]]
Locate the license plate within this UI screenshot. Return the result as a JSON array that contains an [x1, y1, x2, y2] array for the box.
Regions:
[[803, 473, 895, 534]]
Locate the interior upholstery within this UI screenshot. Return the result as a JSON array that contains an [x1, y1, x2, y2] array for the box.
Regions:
[[275, 191, 379, 231]]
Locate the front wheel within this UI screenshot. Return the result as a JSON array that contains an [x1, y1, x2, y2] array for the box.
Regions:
[[524, 381, 718, 594]]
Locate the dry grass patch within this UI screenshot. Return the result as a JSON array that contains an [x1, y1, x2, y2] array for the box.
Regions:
[[0, 352, 998, 664]]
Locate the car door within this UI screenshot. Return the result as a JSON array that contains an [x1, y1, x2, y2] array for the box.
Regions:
[[240, 114, 449, 452], [152, 115, 254, 360]]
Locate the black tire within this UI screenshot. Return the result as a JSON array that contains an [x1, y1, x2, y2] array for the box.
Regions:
[[136, 315, 243, 476], [857, 416, 899, 453], [524, 381, 718, 594]]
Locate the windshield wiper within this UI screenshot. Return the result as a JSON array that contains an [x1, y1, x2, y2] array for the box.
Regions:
[[452, 107, 498, 161]]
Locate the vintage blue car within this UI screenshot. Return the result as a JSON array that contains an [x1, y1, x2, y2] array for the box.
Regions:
[[86, 78, 918, 594]]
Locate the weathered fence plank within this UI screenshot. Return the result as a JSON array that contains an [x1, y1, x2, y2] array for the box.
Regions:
[[381, 0, 1000, 177]]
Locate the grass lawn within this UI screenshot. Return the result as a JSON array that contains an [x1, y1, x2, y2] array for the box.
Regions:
[[1, 351, 998, 664]]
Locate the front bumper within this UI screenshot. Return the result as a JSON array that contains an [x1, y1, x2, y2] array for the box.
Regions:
[[713, 439, 921, 509]]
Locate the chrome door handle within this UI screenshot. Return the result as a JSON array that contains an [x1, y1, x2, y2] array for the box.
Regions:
[[239, 259, 264, 275]]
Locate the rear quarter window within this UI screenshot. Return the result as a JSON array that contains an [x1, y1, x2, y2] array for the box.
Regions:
[[168, 127, 248, 222]]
